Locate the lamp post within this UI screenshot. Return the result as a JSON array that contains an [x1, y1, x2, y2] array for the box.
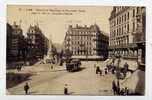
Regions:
[[116, 53, 121, 95], [85, 46, 88, 62]]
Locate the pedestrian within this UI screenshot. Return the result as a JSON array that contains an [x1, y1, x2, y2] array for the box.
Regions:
[[123, 71, 127, 78], [112, 80, 117, 95], [24, 82, 30, 95], [99, 69, 102, 76], [51, 65, 53, 70], [120, 88, 125, 95], [96, 66, 100, 74], [19, 64, 22, 71], [112, 68, 115, 74], [105, 68, 108, 75], [124, 62, 129, 71], [64, 84, 68, 95], [117, 80, 120, 95], [124, 87, 129, 95]]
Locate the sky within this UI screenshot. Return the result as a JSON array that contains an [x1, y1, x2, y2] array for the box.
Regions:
[[7, 5, 113, 44]]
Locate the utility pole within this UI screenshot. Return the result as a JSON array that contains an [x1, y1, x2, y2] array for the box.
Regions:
[[116, 53, 121, 95], [85, 45, 88, 62]]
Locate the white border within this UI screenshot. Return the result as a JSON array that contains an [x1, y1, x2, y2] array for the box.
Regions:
[[0, 0, 152, 100]]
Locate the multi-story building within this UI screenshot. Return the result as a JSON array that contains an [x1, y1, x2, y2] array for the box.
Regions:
[[109, 6, 146, 64], [64, 24, 109, 60], [26, 24, 49, 60], [7, 23, 13, 62], [6, 22, 25, 62]]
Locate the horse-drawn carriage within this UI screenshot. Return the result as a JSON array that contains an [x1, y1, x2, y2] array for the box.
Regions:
[[66, 59, 81, 72]]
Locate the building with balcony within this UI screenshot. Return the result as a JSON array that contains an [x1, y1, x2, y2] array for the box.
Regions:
[[109, 6, 146, 64], [6, 22, 26, 62], [64, 24, 109, 60], [26, 24, 49, 60]]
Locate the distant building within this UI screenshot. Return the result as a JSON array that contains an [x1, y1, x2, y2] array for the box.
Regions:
[[26, 24, 49, 60], [109, 6, 146, 63], [6, 22, 25, 62], [64, 24, 109, 60]]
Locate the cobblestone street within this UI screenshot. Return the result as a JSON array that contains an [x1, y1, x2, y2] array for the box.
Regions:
[[7, 61, 115, 95]]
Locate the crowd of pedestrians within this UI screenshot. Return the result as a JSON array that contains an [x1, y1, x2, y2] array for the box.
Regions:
[[16, 64, 23, 72], [94, 60, 130, 96], [94, 64, 109, 76]]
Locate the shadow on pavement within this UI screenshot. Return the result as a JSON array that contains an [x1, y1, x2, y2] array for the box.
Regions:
[[49, 69, 67, 72], [29, 91, 38, 94], [68, 92, 75, 95], [6, 72, 33, 89], [76, 67, 86, 72]]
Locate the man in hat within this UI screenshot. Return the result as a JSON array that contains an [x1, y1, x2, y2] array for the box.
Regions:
[[24, 82, 30, 95]]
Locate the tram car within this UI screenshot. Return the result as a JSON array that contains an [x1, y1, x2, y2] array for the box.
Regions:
[[66, 59, 81, 72]]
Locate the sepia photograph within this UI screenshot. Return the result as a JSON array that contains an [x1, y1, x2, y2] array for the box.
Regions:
[[6, 5, 146, 96]]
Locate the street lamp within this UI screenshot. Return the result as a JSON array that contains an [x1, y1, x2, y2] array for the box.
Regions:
[[116, 53, 121, 95]]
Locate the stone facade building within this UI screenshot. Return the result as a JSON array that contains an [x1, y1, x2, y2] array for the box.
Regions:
[[64, 24, 109, 60], [7, 22, 49, 65], [7, 22, 26, 62], [109, 6, 146, 63], [26, 24, 49, 60]]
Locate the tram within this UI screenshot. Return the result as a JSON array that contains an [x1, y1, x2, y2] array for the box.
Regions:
[[66, 59, 81, 72]]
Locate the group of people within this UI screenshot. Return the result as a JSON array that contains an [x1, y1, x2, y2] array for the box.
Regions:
[[111, 62, 130, 96], [107, 61, 129, 78], [94, 61, 130, 95], [112, 80, 129, 95], [95, 64, 108, 76], [16, 64, 23, 72]]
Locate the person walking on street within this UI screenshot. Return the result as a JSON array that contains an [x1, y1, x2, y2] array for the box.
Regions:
[[99, 69, 102, 76], [112, 80, 117, 95], [96, 66, 100, 74], [51, 65, 53, 70], [49, 62, 53, 71], [123, 62, 129, 78], [112, 68, 115, 74], [124, 87, 129, 95], [105, 68, 108, 75], [19, 64, 22, 71], [124, 62, 129, 71], [120, 88, 125, 95], [117, 80, 120, 95], [24, 82, 30, 95], [64, 84, 68, 95], [16, 64, 20, 72]]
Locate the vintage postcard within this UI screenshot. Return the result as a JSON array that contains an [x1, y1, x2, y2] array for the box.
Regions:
[[6, 5, 146, 95]]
